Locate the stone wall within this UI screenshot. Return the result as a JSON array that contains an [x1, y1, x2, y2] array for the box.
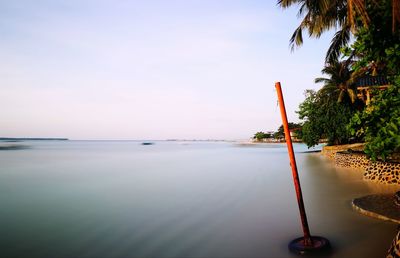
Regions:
[[326, 149, 400, 185], [364, 161, 400, 185], [335, 152, 370, 170]]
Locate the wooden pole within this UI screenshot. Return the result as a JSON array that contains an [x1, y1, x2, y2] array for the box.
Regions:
[[275, 82, 312, 245]]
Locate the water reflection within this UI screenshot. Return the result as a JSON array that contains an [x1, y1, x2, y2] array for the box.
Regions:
[[0, 141, 397, 258], [299, 154, 399, 258]]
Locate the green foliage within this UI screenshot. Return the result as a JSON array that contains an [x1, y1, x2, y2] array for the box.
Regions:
[[298, 89, 355, 148], [348, 84, 400, 161], [273, 131, 281, 140], [293, 127, 303, 139], [279, 0, 400, 64], [315, 61, 360, 104], [282, 0, 400, 156], [346, 1, 400, 79], [254, 123, 301, 141], [275, 122, 302, 138], [253, 132, 271, 141]]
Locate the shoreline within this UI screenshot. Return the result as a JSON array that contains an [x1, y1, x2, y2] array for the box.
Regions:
[[0, 137, 68, 141], [320, 143, 400, 245]]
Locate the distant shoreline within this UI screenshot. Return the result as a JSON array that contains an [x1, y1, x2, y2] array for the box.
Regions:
[[241, 140, 303, 144], [0, 137, 68, 141]]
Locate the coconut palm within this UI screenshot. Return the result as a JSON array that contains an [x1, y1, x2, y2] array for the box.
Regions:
[[278, 0, 400, 63], [315, 61, 358, 103]]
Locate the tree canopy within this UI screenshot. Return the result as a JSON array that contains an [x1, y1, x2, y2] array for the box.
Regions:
[[281, 0, 400, 159], [298, 89, 355, 147], [253, 132, 272, 141], [348, 81, 400, 160], [275, 122, 302, 139], [278, 0, 400, 64]]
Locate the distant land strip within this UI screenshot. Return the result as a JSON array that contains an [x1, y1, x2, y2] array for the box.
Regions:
[[0, 137, 68, 141]]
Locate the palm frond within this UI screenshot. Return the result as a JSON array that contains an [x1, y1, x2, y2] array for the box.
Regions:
[[347, 0, 370, 31], [277, 0, 302, 8], [325, 25, 351, 64], [289, 26, 304, 50], [315, 77, 330, 84], [347, 66, 368, 85]]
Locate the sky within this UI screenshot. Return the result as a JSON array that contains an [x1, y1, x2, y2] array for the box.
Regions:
[[0, 0, 335, 140]]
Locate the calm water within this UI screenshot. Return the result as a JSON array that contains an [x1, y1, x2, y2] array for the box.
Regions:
[[0, 141, 399, 258]]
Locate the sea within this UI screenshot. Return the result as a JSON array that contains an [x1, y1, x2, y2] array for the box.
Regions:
[[0, 140, 398, 258]]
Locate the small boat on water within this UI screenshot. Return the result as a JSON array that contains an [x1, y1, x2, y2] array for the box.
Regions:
[[141, 142, 154, 145]]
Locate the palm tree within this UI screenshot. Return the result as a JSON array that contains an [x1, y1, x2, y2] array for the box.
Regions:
[[315, 61, 358, 103], [278, 0, 400, 63]]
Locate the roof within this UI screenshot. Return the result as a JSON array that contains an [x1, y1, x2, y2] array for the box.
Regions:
[[355, 76, 389, 87]]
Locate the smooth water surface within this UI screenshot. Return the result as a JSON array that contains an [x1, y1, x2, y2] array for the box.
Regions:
[[0, 141, 398, 258]]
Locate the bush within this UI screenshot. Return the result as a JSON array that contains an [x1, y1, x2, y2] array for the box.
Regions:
[[253, 132, 271, 141], [348, 82, 400, 161], [298, 89, 355, 148]]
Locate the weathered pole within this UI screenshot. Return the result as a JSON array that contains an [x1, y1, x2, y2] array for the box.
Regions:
[[275, 82, 312, 244], [275, 82, 330, 255]]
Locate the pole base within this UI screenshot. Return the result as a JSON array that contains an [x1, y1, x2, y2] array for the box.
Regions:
[[288, 236, 330, 255]]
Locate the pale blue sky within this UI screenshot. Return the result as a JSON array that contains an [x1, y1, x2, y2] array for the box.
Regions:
[[0, 0, 334, 140]]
